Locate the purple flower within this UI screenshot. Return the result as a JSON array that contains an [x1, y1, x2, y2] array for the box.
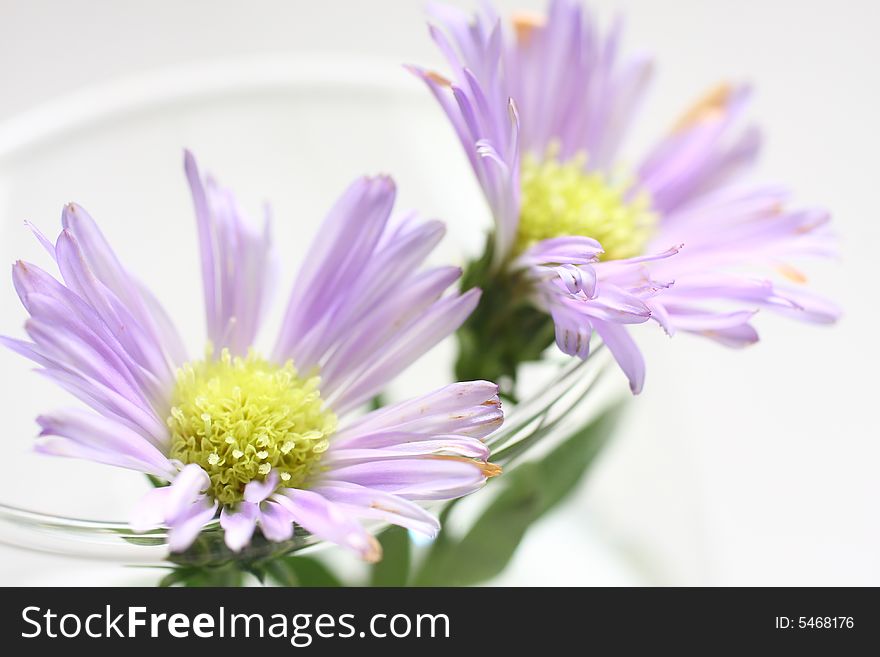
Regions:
[[2, 151, 502, 559], [412, 0, 839, 393]]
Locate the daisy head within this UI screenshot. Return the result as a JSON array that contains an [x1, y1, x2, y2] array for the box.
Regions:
[[3, 151, 502, 560], [412, 0, 839, 393]]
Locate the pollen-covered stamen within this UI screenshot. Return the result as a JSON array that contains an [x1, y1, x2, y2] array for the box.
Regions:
[[517, 145, 656, 262], [167, 349, 337, 506]]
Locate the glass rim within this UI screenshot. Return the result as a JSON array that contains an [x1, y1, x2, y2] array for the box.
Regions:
[[0, 51, 417, 163]]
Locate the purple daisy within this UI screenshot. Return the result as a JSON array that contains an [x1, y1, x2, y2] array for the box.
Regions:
[[411, 0, 839, 393], [2, 151, 502, 560]]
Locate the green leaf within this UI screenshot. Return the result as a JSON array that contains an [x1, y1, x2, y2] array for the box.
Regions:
[[368, 526, 411, 586], [245, 564, 267, 585], [263, 560, 298, 586], [413, 404, 624, 586], [158, 568, 193, 588], [266, 555, 343, 587]]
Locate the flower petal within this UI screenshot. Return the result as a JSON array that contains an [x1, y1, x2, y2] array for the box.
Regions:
[[184, 151, 275, 355], [167, 498, 218, 553], [243, 471, 279, 504], [35, 409, 174, 478], [274, 175, 396, 366], [273, 488, 381, 562], [325, 435, 491, 465], [220, 503, 259, 553], [319, 267, 463, 397], [313, 481, 440, 538], [167, 464, 210, 511], [130, 486, 175, 533], [257, 500, 295, 543], [327, 288, 481, 414], [322, 457, 493, 501], [58, 206, 184, 381], [335, 381, 502, 442], [593, 319, 645, 394]]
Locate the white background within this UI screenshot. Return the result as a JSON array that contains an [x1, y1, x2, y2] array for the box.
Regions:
[[0, 0, 876, 585]]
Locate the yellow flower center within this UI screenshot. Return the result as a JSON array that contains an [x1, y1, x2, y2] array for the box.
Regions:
[[167, 349, 337, 506], [517, 146, 656, 261]]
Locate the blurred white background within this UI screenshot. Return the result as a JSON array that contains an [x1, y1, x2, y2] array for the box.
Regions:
[[0, 0, 876, 585]]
